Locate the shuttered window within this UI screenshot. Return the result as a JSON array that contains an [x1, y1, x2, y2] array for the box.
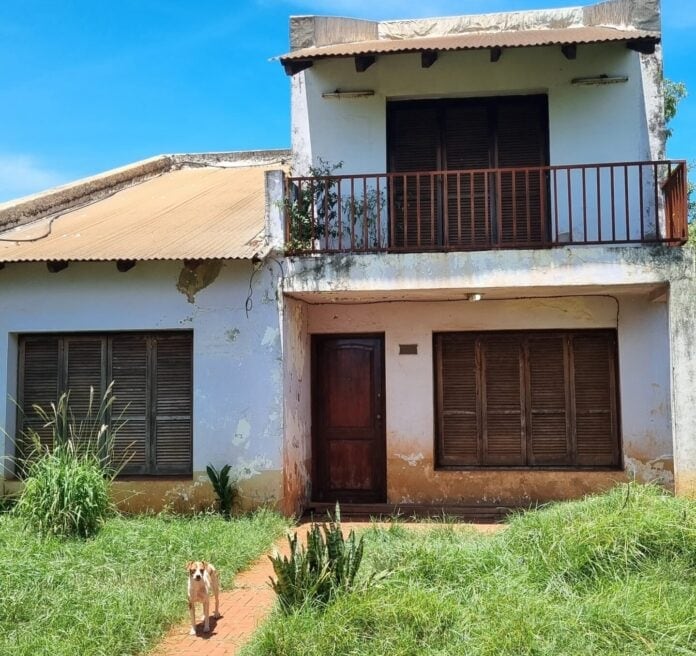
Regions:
[[435, 330, 620, 468], [17, 332, 193, 476], [388, 96, 548, 248]]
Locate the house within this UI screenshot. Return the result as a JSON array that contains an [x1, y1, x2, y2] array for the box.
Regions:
[[0, 151, 291, 512], [273, 0, 696, 517], [1, 0, 695, 518]]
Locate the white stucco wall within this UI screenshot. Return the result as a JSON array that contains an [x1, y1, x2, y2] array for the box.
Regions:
[[0, 260, 284, 510], [292, 43, 655, 176], [290, 43, 667, 244], [298, 293, 673, 505]]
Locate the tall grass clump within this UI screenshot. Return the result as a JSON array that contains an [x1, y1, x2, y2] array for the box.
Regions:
[[14, 384, 126, 539], [501, 483, 696, 587]]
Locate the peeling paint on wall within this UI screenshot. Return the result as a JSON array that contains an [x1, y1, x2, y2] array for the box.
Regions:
[[233, 456, 274, 480], [233, 418, 251, 446], [176, 260, 223, 303], [262, 326, 279, 347], [396, 452, 424, 467], [625, 455, 674, 486]]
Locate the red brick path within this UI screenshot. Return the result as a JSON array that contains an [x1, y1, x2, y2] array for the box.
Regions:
[[152, 522, 502, 656]]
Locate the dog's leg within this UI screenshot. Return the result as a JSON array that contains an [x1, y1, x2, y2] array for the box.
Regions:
[[213, 572, 221, 619], [188, 601, 197, 636], [202, 596, 210, 633]]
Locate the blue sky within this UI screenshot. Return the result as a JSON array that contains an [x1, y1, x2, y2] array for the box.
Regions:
[[0, 0, 693, 201]]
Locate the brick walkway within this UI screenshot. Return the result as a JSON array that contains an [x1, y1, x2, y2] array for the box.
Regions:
[[153, 521, 502, 656]]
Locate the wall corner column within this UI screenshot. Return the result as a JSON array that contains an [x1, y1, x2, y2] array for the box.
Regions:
[[669, 276, 696, 496]]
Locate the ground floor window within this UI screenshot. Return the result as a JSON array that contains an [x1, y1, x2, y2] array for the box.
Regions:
[[434, 330, 620, 469], [17, 331, 193, 476]]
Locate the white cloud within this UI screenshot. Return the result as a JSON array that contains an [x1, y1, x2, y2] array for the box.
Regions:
[[0, 154, 69, 203]]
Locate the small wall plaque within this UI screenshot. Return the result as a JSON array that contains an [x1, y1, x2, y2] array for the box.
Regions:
[[399, 344, 418, 355]]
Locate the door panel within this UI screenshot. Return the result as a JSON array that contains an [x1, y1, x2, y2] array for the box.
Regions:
[[313, 336, 386, 502]]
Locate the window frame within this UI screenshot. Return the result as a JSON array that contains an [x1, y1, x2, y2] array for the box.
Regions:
[[16, 330, 193, 478], [433, 328, 622, 471]]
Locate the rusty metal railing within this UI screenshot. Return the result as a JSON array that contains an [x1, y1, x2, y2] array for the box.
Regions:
[[284, 160, 688, 254]]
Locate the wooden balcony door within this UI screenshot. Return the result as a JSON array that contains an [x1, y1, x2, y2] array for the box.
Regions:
[[312, 335, 386, 503], [387, 95, 549, 249]]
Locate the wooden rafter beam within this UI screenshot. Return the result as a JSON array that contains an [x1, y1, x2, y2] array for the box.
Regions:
[[421, 50, 438, 68], [561, 44, 577, 60], [648, 286, 668, 303], [46, 261, 68, 273], [116, 260, 136, 272], [490, 46, 502, 63], [355, 55, 376, 72], [282, 59, 314, 76], [626, 39, 656, 54]]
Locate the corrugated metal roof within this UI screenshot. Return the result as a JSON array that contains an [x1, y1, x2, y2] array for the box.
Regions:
[[279, 26, 659, 61], [0, 165, 276, 262]]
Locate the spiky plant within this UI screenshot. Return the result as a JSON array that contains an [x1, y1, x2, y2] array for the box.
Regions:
[[269, 503, 367, 612]]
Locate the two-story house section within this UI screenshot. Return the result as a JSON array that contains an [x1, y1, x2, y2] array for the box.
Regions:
[[271, 0, 695, 517]]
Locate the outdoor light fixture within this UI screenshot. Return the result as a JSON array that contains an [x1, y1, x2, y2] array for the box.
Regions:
[[571, 74, 629, 86], [467, 293, 483, 302], [321, 89, 375, 99]]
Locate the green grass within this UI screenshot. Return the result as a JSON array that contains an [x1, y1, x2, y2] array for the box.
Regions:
[[0, 509, 287, 655], [245, 485, 696, 656]]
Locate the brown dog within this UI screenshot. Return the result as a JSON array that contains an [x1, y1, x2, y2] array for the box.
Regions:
[[186, 561, 220, 635]]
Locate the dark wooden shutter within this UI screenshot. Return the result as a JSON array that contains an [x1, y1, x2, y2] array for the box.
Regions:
[[18, 337, 60, 456], [110, 335, 149, 474], [481, 335, 525, 465], [388, 104, 440, 248], [153, 333, 193, 474], [444, 103, 491, 248], [17, 331, 193, 477], [436, 330, 619, 469], [436, 334, 479, 465], [496, 96, 547, 245], [527, 336, 570, 465], [572, 333, 619, 466], [63, 337, 106, 429]]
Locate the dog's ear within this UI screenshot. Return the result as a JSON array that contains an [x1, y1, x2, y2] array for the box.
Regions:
[[186, 561, 194, 571], [202, 561, 208, 570]]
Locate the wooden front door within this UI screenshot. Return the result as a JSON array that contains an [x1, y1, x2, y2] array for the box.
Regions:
[[312, 335, 386, 503]]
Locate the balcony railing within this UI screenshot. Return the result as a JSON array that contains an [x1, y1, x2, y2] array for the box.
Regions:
[[284, 160, 688, 254]]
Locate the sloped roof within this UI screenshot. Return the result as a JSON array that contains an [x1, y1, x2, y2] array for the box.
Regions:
[[279, 25, 659, 63], [0, 153, 288, 262]]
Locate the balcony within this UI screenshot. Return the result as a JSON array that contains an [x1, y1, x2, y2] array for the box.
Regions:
[[284, 160, 688, 254]]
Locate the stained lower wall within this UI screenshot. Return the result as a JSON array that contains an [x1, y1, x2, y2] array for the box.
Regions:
[[300, 293, 672, 507], [0, 260, 284, 511], [281, 296, 312, 516]]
